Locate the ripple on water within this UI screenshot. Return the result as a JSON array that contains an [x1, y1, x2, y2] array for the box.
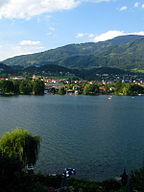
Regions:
[[0, 95, 144, 180]]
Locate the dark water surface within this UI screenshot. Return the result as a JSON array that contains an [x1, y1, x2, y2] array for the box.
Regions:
[[0, 95, 144, 180]]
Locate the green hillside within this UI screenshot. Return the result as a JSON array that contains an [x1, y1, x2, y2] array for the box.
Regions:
[[3, 35, 144, 70], [0, 63, 16, 74]]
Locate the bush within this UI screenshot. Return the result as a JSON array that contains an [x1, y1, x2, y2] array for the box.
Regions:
[[102, 179, 122, 192]]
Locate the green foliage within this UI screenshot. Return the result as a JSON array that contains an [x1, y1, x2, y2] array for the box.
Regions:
[[0, 74, 8, 78], [19, 81, 33, 94], [33, 174, 62, 188], [132, 68, 144, 73], [0, 151, 23, 178], [0, 128, 40, 167], [3, 35, 144, 71], [0, 80, 14, 93], [115, 83, 131, 96], [13, 80, 20, 94], [0, 63, 15, 74], [58, 87, 66, 95], [61, 82, 144, 96], [0, 80, 45, 95], [31, 182, 48, 192], [32, 80, 44, 95], [102, 179, 122, 192], [128, 84, 144, 95], [131, 167, 144, 192], [114, 82, 144, 95], [69, 178, 101, 192], [83, 84, 99, 95], [69, 178, 123, 192]]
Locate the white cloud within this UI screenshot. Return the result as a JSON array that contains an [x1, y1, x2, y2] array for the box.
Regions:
[[88, 33, 95, 38], [75, 30, 144, 43], [75, 33, 96, 39], [132, 31, 144, 36], [134, 2, 139, 8], [0, 0, 80, 19], [0, 41, 45, 60], [93, 30, 125, 42], [19, 40, 41, 46], [46, 26, 56, 36], [142, 4, 144, 8], [48, 27, 56, 31], [75, 33, 85, 38], [0, 0, 115, 19], [47, 32, 53, 36], [92, 30, 144, 42], [118, 6, 128, 11]]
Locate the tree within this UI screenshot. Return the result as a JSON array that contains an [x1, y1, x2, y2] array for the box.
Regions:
[[0, 128, 40, 167], [13, 80, 20, 94], [58, 86, 66, 95], [120, 83, 131, 96], [128, 84, 144, 95], [115, 83, 144, 96], [32, 80, 44, 95], [0, 151, 23, 179], [19, 81, 32, 94], [114, 82, 123, 95], [0, 80, 14, 93], [83, 84, 99, 95]]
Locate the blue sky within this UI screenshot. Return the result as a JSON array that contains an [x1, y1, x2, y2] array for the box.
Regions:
[[0, 0, 144, 60]]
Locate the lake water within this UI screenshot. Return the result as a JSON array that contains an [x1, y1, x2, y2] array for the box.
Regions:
[[0, 95, 144, 180]]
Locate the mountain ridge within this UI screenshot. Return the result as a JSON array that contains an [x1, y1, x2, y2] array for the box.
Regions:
[[3, 35, 144, 70]]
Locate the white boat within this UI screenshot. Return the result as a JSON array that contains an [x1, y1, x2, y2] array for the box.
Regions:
[[108, 96, 112, 100]]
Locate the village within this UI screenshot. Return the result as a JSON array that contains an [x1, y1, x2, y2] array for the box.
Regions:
[[0, 72, 143, 96]]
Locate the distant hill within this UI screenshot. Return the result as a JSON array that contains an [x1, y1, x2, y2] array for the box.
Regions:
[[0, 63, 16, 74], [22, 64, 135, 80], [0, 62, 142, 80], [23, 64, 77, 75], [3, 35, 144, 70]]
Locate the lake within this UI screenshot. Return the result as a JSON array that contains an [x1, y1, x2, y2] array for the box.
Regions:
[[0, 94, 144, 180]]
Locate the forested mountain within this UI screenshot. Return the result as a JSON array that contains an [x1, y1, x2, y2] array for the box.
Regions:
[[0, 63, 16, 74], [3, 35, 144, 70]]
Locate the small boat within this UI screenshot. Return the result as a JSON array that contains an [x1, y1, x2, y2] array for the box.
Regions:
[[108, 96, 112, 100]]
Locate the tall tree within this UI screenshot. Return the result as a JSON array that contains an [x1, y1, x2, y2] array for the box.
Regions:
[[0, 128, 40, 167], [0, 80, 14, 93], [13, 80, 20, 94], [19, 81, 32, 94], [32, 80, 44, 95]]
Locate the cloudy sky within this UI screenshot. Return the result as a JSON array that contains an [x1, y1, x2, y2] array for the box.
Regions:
[[0, 0, 144, 60]]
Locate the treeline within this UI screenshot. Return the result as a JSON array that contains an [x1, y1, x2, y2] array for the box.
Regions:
[[0, 80, 44, 95], [113, 82, 144, 96], [55, 82, 144, 96]]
